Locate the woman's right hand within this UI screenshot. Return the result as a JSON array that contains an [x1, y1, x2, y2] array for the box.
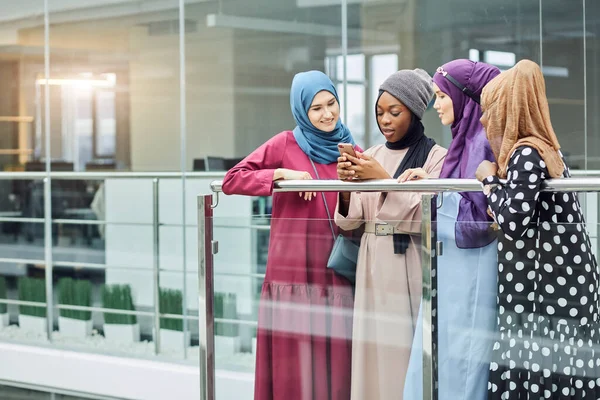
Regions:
[[475, 161, 498, 182], [337, 156, 355, 181], [274, 168, 315, 201], [276, 168, 312, 181]]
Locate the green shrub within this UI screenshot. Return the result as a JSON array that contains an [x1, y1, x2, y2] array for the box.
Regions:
[[159, 288, 183, 332], [58, 278, 92, 321], [215, 292, 238, 337], [102, 284, 137, 325], [0, 277, 6, 314], [18, 277, 46, 317]]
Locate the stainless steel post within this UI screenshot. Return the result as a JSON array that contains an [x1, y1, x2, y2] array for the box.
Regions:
[[421, 194, 438, 400], [198, 194, 215, 400], [43, 0, 53, 342], [179, 0, 189, 360], [152, 179, 161, 354]]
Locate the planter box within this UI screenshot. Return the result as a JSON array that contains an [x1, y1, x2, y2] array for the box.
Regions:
[[19, 315, 47, 335], [104, 323, 140, 344], [0, 313, 9, 329], [59, 317, 92, 339], [159, 328, 189, 353], [215, 335, 241, 356]]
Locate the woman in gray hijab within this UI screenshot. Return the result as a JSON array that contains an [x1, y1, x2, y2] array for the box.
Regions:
[[335, 69, 447, 400]]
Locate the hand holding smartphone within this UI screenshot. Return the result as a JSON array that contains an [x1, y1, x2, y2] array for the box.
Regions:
[[337, 143, 357, 181], [337, 143, 357, 160]]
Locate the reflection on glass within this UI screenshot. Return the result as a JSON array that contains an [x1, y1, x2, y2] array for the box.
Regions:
[[336, 83, 366, 146], [95, 88, 116, 159], [369, 54, 399, 146]]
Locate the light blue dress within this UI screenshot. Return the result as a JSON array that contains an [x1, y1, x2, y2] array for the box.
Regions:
[[403, 192, 498, 400]]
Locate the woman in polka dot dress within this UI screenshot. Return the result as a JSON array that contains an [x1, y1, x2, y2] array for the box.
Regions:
[[476, 59, 600, 399]]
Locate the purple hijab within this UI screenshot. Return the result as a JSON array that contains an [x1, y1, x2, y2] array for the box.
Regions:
[[433, 59, 500, 249]]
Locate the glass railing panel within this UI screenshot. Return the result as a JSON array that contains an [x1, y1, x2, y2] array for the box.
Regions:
[[0, 175, 203, 365], [486, 217, 600, 398], [0, 179, 48, 345], [428, 191, 600, 399], [408, 192, 498, 399], [211, 211, 264, 376], [49, 178, 104, 267], [0, 178, 45, 266], [211, 206, 426, 400]]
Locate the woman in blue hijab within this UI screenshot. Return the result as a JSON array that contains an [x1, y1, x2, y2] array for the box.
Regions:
[[291, 71, 355, 165], [223, 70, 357, 400]]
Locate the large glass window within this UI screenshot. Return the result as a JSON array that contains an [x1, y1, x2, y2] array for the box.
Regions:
[[0, 1, 598, 399]]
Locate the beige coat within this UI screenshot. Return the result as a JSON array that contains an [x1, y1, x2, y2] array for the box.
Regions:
[[335, 144, 446, 400]]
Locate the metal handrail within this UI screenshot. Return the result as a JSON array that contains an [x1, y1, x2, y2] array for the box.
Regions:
[[0, 298, 245, 324], [0, 297, 258, 328], [0, 258, 262, 280], [0, 168, 592, 181], [0, 171, 226, 180], [572, 170, 600, 176], [210, 177, 600, 194], [0, 170, 600, 180]]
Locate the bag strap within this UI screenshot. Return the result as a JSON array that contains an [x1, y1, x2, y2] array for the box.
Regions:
[[309, 159, 336, 241]]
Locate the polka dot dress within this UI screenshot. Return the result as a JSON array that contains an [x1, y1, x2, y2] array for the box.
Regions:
[[484, 146, 600, 399]]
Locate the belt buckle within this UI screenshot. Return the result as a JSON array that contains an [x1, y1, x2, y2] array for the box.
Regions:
[[375, 223, 394, 236]]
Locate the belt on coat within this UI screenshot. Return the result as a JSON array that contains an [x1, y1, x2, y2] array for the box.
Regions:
[[363, 222, 403, 236]]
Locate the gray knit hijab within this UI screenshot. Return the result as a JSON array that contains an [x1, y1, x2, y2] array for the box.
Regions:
[[379, 68, 434, 119]]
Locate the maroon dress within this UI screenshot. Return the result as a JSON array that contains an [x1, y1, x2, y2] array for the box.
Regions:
[[222, 130, 354, 400]]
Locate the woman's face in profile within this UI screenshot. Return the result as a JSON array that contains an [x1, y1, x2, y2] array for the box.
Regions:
[[376, 91, 412, 142], [433, 83, 454, 126], [307, 90, 340, 133]]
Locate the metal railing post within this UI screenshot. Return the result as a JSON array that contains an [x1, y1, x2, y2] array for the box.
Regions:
[[43, 177, 53, 341], [198, 194, 215, 400], [179, 0, 189, 360], [43, 0, 53, 342], [421, 194, 438, 400], [152, 179, 161, 354]]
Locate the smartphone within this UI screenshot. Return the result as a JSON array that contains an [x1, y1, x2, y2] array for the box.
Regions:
[[338, 143, 357, 159]]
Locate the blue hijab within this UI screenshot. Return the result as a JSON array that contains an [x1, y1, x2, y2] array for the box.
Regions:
[[291, 71, 355, 164]]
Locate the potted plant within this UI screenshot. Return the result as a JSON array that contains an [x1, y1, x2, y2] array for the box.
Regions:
[[102, 284, 139, 343], [214, 292, 240, 355], [0, 277, 8, 328], [159, 288, 188, 352], [18, 277, 47, 334], [58, 278, 92, 338]]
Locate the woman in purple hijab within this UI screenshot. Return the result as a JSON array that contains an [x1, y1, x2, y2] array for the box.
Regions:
[[402, 60, 501, 400]]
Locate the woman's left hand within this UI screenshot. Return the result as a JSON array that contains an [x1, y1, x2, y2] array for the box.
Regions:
[[476, 161, 498, 182], [345, 152, 391, 180], [398, 168, 429, 183]]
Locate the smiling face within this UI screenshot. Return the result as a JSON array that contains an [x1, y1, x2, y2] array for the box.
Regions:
[[307, 90, 340, 132], [433, 83, 455, 126], [376, 91, 412, 142]]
